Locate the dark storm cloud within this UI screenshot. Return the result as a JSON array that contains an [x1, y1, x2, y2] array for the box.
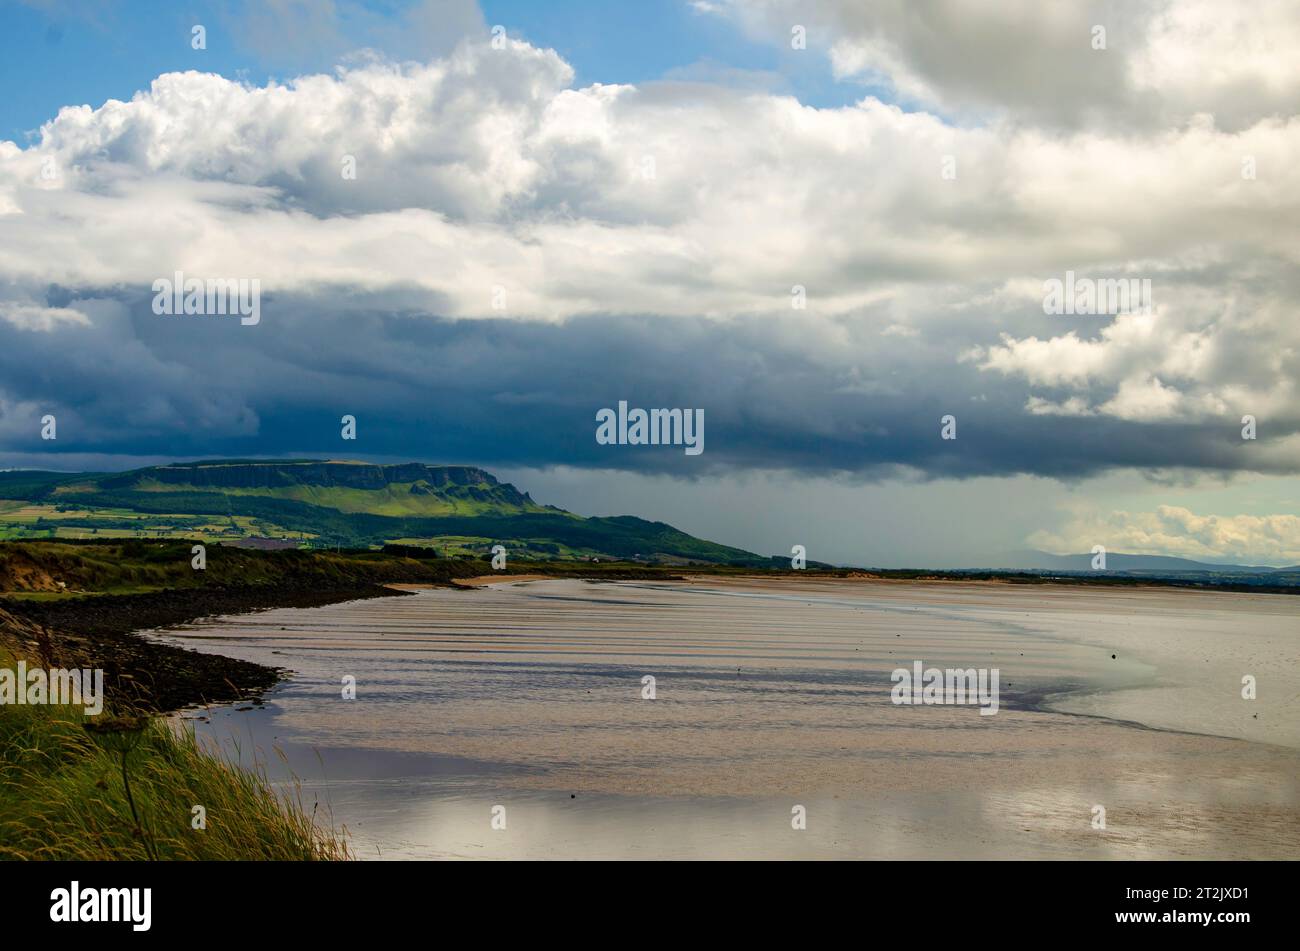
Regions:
[[2, 289, 1293, 481]]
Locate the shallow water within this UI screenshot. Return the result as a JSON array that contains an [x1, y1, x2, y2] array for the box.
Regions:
[[158, 578, 1300, 859]]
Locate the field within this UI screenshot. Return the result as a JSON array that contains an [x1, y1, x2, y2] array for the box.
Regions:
[[0, 500, 314, 545]]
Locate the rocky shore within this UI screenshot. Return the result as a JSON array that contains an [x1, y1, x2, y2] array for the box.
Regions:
[[0, 583, 409, 712]]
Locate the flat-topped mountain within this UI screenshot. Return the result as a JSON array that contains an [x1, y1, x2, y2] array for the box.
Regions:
[[106, 459, 520, 491], [0, 460, 763, 565], [94, 460, 545, 516]]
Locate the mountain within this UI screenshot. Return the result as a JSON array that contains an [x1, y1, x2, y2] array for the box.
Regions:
[[0, 460, 764, 565], [97, 459, 547, 516], [992, 549, 1289, 573], [959, 549, 1300, 588]]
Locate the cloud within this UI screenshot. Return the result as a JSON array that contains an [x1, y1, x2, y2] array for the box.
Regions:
[[968, 288, 1297, 426], [1029, 504, 1300, 565], [698, 0, 1300, 131], [0, 29, 1296, 480], [0, 302, 91, 332]]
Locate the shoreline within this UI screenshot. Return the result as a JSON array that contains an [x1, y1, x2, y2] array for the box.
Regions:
[[3, 559, 1297, 717], [0, 583, 412, 712]]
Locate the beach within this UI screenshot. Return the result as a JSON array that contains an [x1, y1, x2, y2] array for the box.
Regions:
[[158, 577, 1300, 859]]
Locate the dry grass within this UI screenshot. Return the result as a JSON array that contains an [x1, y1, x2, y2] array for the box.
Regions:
[[0, 649, 350, 861]]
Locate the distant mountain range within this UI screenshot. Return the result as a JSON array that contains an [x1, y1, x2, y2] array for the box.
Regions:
[[0, 460, 766, 565], [948, 549, 1299, 588], [989, 550, 1299, 573]]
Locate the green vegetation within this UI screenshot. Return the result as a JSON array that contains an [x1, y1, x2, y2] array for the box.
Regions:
[[0, 644, 349, 860], [0, 538, 494, 597], [0, 461, 767, 564]]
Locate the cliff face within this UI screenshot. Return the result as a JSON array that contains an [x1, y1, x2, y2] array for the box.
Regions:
[[98, 461, 535, 506]]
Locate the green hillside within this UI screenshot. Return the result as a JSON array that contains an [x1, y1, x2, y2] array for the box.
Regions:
[[0, 461, 764, 565]]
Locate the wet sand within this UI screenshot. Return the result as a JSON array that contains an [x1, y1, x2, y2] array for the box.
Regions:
[[157, 577, 1300, 859]]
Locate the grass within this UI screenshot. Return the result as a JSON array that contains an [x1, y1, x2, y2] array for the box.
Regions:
[[0, 539, 504, 599], [387, 534, 593, 559], [2, 586, 168, 601], [0, 502, 315, 545], [0, 646, 350, 861], [132, 480, 551, 518]]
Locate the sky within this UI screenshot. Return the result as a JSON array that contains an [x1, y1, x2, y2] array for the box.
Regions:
[[1, 0, 1298, 566]]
